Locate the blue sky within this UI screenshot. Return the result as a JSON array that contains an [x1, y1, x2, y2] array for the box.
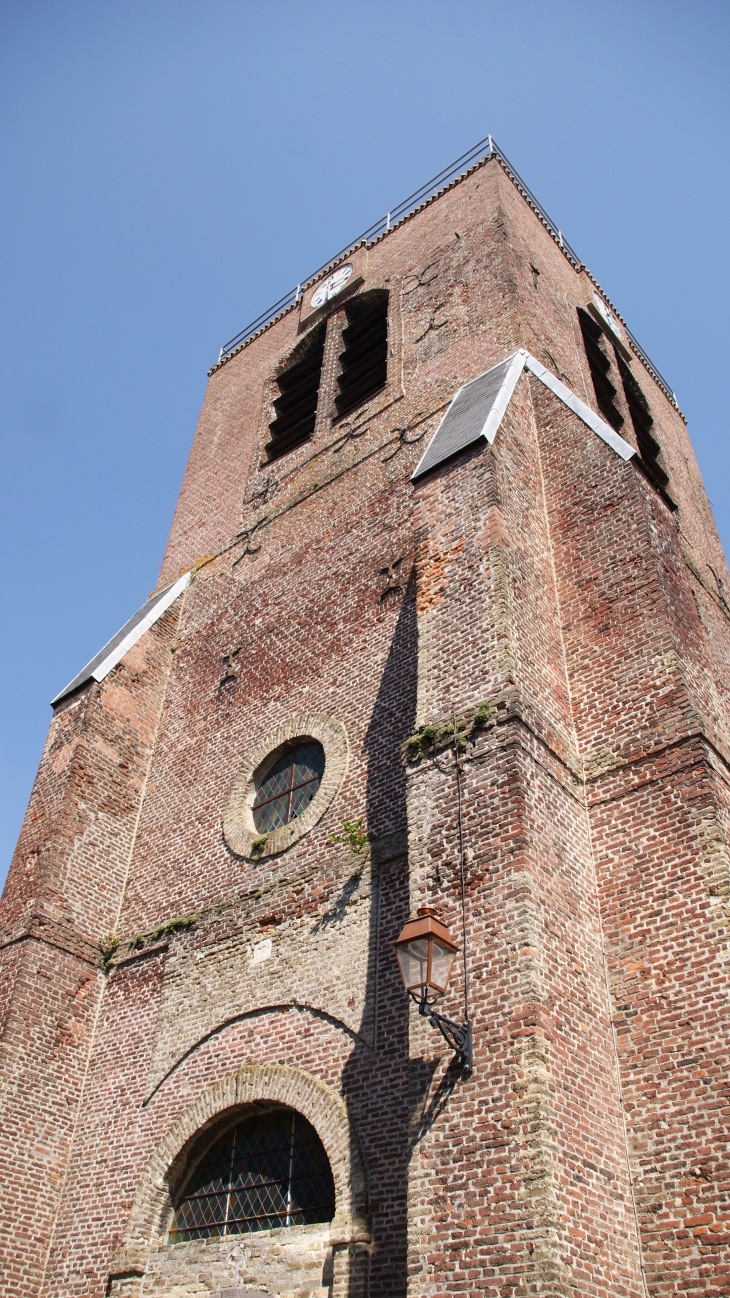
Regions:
[[1, 0, 729, 882]]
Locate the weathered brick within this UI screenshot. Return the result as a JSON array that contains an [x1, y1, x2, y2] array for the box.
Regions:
[[1, 152, 728, 1298]]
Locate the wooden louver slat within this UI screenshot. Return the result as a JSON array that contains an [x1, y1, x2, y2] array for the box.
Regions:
[[577, 307, 672, 504], [578, 309, 625, 433], [616, 353, 671, 495], [335, 292, 388, 418], [266, 324, 326, 460]]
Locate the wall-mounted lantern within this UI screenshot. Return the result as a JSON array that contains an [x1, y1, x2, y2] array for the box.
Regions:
[[393, 907, 472, 1071]]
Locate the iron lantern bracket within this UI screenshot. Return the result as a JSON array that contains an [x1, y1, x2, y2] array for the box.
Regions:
[[414, 994, 473, 1072]]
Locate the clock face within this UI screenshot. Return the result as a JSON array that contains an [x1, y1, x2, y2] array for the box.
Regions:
[[593, 293, 622, 339], [310, 264, 353, 310]]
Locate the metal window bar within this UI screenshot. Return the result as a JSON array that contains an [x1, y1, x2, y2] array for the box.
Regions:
[[212, 136, 678, 411], [223, 1122, 237, 1236], [286, 1111, 296, 1228]]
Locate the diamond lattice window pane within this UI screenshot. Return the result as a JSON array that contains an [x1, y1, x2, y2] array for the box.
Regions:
[[253, 794, 289, 832], [292, 742, 325, 783], [171, 1109, 335, 1242], [290, 780, 320, 817], [251, 742, 326, 831], [188, 1147, 231, 1195], [291, 1176, 322, 1212], [254, 759, 292, 805], [174, 1190, 228, 1239]]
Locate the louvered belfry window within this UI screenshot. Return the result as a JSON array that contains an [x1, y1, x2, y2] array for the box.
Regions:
[[578, 307, 672, 501], [577, 309, 625, 432], [335, 291, 388, 418], [267, 323, 326, 459], [616, 353, 670, 494], [170, 1108, 335, 1241]]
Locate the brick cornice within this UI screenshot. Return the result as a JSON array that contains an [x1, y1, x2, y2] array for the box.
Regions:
[[0, 910, 102, 967], [405, 693, 730, 802]]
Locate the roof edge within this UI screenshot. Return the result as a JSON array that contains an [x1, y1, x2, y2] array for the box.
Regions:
[[51, 571, 191, 708], [208, 139, 683, 419], [410, 349, 636, 482]]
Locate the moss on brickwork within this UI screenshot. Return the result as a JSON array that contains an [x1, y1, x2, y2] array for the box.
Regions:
[[99, 933, 120, 968], [402, 698, 492, 764], [128, 912, 199, 952]]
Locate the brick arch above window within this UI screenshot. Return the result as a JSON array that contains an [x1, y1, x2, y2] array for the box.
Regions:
[[222, 713, 349, 859], [109, 1063, 370, 1281]]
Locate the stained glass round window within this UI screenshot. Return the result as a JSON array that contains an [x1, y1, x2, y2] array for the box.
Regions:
[[252, 740, 325, 834], [170, 1108, 335, 1241]]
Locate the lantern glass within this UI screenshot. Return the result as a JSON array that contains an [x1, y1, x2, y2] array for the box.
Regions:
[[395, 937, 430, 993], [430, 937, 457, 993], [394, 909, 459, 1003]]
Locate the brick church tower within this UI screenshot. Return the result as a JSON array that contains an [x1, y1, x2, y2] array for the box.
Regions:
[[2, 140, 729, 1298]]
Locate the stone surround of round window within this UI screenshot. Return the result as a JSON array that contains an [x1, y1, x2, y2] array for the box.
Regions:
[[222, 714, 349, 859]]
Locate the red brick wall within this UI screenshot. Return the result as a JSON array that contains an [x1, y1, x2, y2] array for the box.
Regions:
[[408, 389, 646, 1292], [0, 602, 182, 1297], [2, 154, 729, 1297], [533, 363, 730, 1289]]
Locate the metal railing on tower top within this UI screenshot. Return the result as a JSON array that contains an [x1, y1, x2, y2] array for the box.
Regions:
[[211, 136, 678, 411]]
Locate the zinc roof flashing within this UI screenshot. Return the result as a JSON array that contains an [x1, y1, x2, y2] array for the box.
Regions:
[[51, 571, 191, 708]]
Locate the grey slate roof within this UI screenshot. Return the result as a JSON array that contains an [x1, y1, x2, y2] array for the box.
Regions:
[[411, 349, 635, 482], [51, 572, 191, 708], [411, 353, 523, 481]]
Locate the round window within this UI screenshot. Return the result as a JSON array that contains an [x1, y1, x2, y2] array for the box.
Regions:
[[222, 713, 348, 859], [252, 740, 326, 834]]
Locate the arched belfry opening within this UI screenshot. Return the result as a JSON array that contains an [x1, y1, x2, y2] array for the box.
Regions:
[[335, 289, 388, 418], [266, 321, 326, 459]]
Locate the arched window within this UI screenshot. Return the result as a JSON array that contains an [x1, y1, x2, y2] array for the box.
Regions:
[[170, 1107, 335, 1241], [252, 740, 325, 834]]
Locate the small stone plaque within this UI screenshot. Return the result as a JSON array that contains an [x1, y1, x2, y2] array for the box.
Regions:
[[251, 938, 272, 965]]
